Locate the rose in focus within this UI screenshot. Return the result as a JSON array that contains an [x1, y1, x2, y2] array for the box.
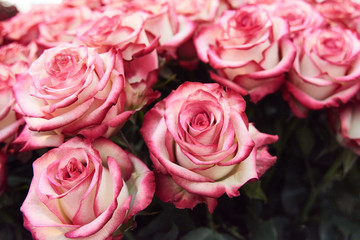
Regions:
[[20, 137, 155, 239], [284, 26, 360, 117], [13, 43, 133, 151], [194, 4, 296, 103], [141, 82, 278, 212]]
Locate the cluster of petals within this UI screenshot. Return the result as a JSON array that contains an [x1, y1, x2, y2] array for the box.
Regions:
[[20, 137, 155, 239], [141, 82, 278, 212]]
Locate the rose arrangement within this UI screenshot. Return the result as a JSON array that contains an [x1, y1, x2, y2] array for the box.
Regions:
[[1, 0, 360, 239]]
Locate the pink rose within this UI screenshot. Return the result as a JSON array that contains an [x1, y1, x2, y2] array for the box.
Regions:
[[171, 0, 220, 22], [37, 6, 93, 48], [3, 5, 56, 44], [194, 4, 296, 103], [0, 65, 25, 144], [283, 26, 360, 117], [315, 0, 360, 29], [0, 151, 7, 194], [20, 137, 155, 239], [329, 96, 360, 155], [109, 0, 195, 59], [265, 0, 325, 38], [141, 82, 278, 212], [13, 43, 133, 151], [76, 8, 160, 110]]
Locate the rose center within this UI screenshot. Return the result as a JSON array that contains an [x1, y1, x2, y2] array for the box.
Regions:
[[47, 53, 78, 79], [57, 158, 86, 181], [190, 112, 210, 131]]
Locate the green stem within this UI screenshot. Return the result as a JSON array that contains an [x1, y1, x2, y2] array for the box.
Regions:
[[299, 153, 344, 223]]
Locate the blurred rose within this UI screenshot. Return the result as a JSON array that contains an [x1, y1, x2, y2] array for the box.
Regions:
[[2, 5, 56, 44], [194, 4, 296, 103], [265, 0, 325, 38], [37, 6, 93, 48], [0, 42, 37, 145], [170, 0, 220, 22], [315, 0, 360, 29], [141, 82, 277, 212], [284, 26, 360, 117], [13, 43, 133, 151], [21, 137, 155, 239], [0, 151, 7, 194], [329, 96, 360, 155]]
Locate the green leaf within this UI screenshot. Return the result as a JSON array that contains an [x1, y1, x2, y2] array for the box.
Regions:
[[242, 181, 267, 202]]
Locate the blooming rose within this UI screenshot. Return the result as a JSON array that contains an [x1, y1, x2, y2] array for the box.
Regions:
[[194, 4, 296, 103], [283, 26, 360, 117], [2, 5, 57, 44], [20, 137, 155, 239], [0, 151, 7, 194], [13, 43, 133, 151], [170, 0, 220, 22], [315, 0, 360, 29], [141, 82, 278, 212], [110, 0, 196, 60], [76, 8, 160, 110], [265, 0, 325, 38], [37, 6, 93, 48]]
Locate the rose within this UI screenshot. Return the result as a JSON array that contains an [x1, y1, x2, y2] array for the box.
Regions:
[[315, 0, 360, 29], [37, 6, 93, 48], [171, 0, 220, 22], [265, 0, 325, 38], [112, 0, 196, 60], [329, 96, 360, 155], [0, 151, 7, 195], [0, 65, 25, 144], [76, 7, 160, 110], [3, 5, 57, 44], [141, 82, 278, 212], [283, 26, 360, 117], [194, 4, 296, 103], [20, 137, 155, 239], [0, 42, 37, 145], [13, 43, 133, 151]]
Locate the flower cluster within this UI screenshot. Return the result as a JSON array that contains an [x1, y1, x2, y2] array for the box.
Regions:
[[1, 0, 360, 239]]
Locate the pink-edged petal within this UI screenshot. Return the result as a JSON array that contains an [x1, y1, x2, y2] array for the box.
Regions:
[[65, 157, 130, 238], [125, 152, 155, 220], [13, 125, 64, 151], [155, 172, 218, 213], [12, 74, 45, 117], [26, 98, 94, 132], [92, 138, 133, 181]]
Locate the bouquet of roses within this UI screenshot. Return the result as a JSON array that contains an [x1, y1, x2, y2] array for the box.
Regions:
[[1, 0, 360, 239]]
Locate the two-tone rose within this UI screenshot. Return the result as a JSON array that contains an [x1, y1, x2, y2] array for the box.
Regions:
[[283, 26, 360, 117], [141, 82, 277, 212], [20, 137, 155, 239], [194, 4, 296, 103], [13, 43, 133, 151]]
